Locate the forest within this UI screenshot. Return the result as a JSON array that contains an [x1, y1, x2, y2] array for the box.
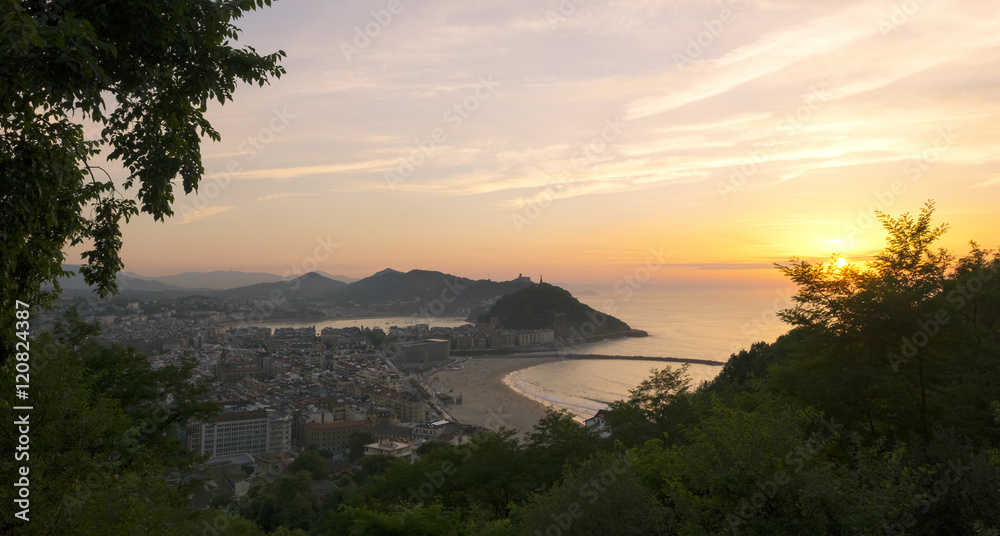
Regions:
[[2, 203, 999, 536]]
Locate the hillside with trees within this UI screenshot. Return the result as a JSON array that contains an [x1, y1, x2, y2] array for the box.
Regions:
[[475, 282, 635, 339]]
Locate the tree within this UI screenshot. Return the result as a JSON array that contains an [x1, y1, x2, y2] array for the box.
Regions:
[[348, 430, 377, 463], [0, 310, 221, 535], [289, 449, 329, 481], [774, 202, 954, 439], [524, 409, 602, 486], [366, 327, 386, 348], [243, 471, 318, 532], [0, 0, 285, 364], [335, 502, 468, 536], [514, 451, 669, 536], [604, 363, 693, 444]]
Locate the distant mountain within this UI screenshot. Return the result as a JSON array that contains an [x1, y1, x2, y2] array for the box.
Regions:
[[50, 266, 539, 318], [370, 268, 403, 278], [155, 270, 284, 289], [315, 271, 359, 284], [219, 272, 347, 300], [318, 269, 534, 316], [55, 267, 361, 296], [476, 282, 632, 339], [52, 265, 196, 293]]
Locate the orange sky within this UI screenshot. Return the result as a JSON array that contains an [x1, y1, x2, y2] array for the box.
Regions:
[[64, 0, 1000, 286]]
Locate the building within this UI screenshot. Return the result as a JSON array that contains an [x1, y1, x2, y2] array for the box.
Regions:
[[413, 419, 453, 442], [365, 405, 397, 426], [266, 412, 293, 453], [487, 332, 515, 349], [364, 438, 412, 460], [370, 424, 415, 443], [394, 339, 451, 369], [188, 409, 268, 458], [391, 395, 427, 423], [452, 335, 487, 350], [516, 329, 555, 346], [585, 410, 611, 438], [256, 451, 295, 475], [217, 351, 268, 384], [301, 420, 367, 454]]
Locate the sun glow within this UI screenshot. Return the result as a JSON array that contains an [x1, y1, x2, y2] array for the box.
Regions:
[[835, 257, 848, 268]]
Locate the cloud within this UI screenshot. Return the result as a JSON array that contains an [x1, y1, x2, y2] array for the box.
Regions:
[[218, 160, 399, 181], [256, 192, 320, 202], [173, 206, 236, 225]]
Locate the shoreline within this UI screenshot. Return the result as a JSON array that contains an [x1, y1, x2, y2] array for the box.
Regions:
[[469, 353, 725, 367], [425, 354, 722, 434], [425, 356, 562, 435]]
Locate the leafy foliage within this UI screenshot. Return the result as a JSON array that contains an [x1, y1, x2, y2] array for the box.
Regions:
[[288, 449, 329, 481], [0, 310, 224, 535], [0, 0, 285, 364]]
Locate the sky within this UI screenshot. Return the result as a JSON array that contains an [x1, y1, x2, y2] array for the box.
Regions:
[[65, 0, 1000, 286]]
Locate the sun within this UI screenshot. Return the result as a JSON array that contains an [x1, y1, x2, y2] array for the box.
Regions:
[[835, 257, 848, 268]]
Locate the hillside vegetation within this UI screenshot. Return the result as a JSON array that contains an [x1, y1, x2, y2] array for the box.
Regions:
[[476, 282, 633, 339]]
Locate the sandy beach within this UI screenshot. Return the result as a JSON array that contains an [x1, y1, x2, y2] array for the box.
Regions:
[[425, 357, 561, 435]]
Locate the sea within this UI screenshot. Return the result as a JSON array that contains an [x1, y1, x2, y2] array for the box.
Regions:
[[501, 284, 797, 420], [262, 284, 797, 420]]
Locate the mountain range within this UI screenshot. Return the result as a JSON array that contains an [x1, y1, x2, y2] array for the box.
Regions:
[[53, 265, 537, 317]]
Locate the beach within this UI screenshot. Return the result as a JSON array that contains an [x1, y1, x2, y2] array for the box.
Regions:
[[425, 357, 561, 435]]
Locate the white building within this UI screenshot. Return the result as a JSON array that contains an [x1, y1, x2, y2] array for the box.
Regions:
[[364, 438, 413, 460], [188, 409, 268, 458]]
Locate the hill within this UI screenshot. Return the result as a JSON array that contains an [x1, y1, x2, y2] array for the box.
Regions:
[[50, 265, 204, 294], [317, 269, 534, 316], [476, 282, 634, 339], [154, 270, 285, 289], [219, 272, 347, 300]]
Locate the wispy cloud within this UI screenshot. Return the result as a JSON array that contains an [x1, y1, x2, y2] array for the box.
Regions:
[[256, 192, 319, 202], [174, 206, 236, 225]]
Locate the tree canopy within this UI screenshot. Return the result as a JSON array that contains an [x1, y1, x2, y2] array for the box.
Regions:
[[0, 0, 285, 363]]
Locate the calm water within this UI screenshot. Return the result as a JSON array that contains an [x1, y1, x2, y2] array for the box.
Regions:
[[503, 284, 797, 420], [259, 315, 468, 331], [568, 284, 796, 362]]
